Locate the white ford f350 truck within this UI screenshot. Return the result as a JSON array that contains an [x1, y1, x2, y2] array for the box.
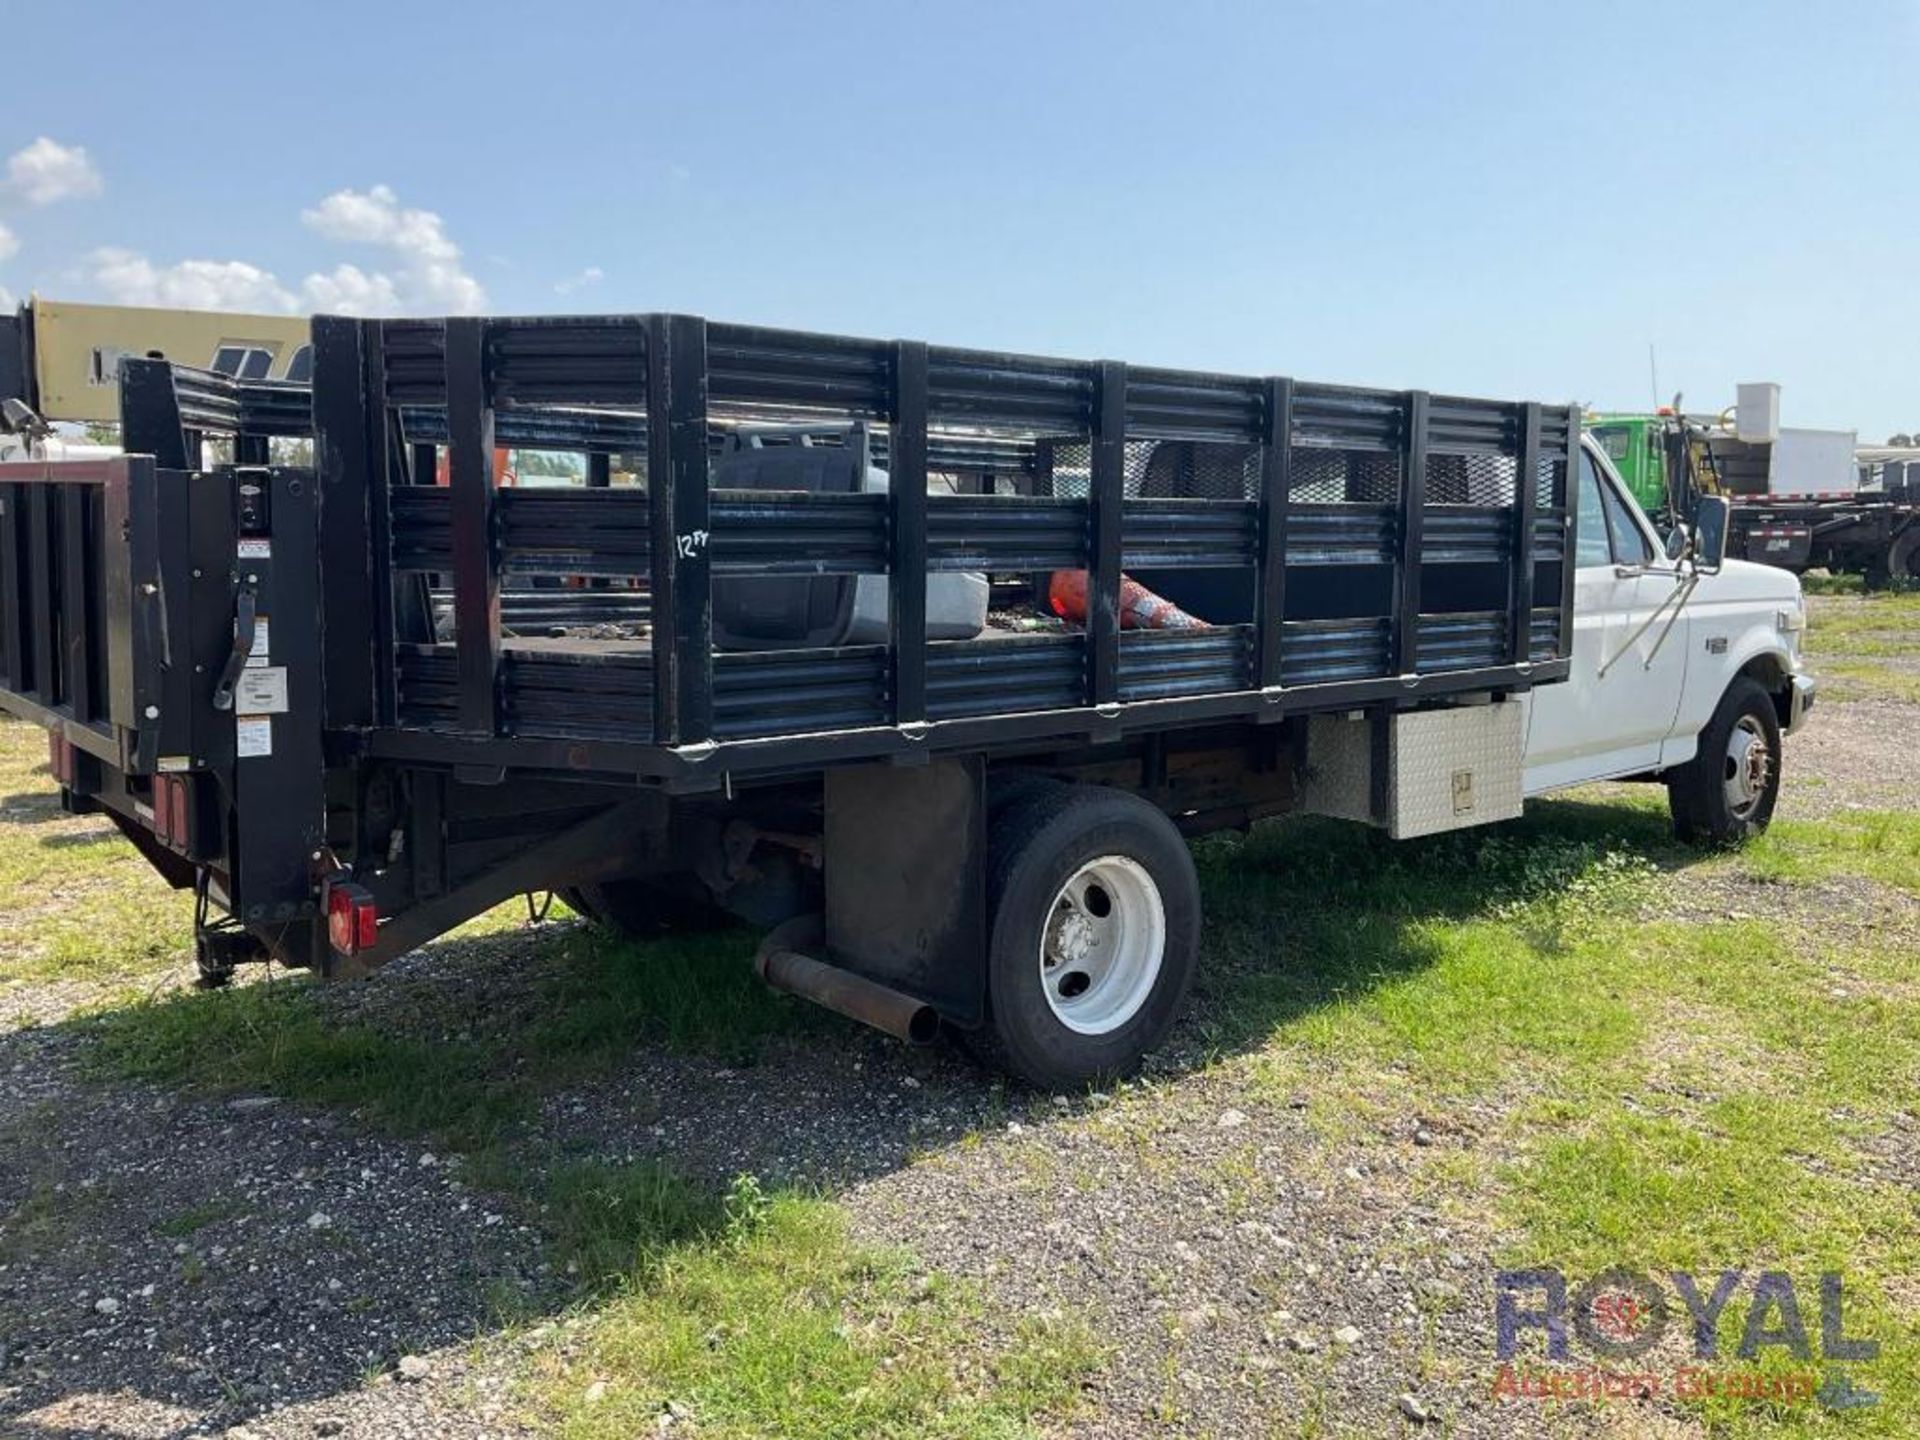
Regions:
[[1527, 435, 1815, 842], [0, 308, 1818, 1087]]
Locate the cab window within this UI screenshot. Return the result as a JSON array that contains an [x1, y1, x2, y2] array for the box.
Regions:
[[1576, 450, 1614, 566], [1577, 448, 1656, 568], [1602, 475, 1654, 565]]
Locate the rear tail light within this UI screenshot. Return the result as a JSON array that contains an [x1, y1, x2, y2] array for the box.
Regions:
[[326, 880, 379, 956], [154, 775, 193, 848]]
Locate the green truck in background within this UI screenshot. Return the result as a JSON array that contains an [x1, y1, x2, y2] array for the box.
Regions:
[[1587, 413, 1672, 515], [1586, 406, 1920, 584]]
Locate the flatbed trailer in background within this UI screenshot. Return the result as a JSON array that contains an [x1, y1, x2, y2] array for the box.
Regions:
[[0, 311, 1578, 1086], [1724, 447, 1920, 583]]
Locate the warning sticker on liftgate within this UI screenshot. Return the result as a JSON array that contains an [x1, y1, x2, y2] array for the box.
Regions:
[[236, 716, 272, 758], [237, 538, 272, 560], [246, 616, 271, 668], [233, 666, 289, 714]]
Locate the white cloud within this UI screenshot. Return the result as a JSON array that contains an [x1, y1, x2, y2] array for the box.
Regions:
[[0, 221, 17, 263], [300, 262, 401, 315], [299, 184, 485, 314], [8, 137, 103, 206], [78, 182, 488, 319], [86, 246, 297, 312], [553, 265, 604, 296]]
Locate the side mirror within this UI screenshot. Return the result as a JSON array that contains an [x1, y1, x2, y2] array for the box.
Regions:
[[1664, 525, 1691, 563], [1692, 495, 1730, 574]]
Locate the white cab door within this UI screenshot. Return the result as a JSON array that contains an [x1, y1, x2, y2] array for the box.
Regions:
[[1525, 446, 1687, 793]]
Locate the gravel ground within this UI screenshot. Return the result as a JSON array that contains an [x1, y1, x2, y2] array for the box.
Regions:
[[0, 1022, 546, 1438], [1779, 693, 1914, 817], [0, 618, 1910, 1439]]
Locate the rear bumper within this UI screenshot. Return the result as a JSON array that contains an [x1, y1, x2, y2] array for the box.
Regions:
[[1785, 672, 1817, 734]]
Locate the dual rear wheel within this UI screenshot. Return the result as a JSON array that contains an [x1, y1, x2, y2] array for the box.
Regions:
[[564, 782, 1202, 1090], [969, 782, 1201, 1090]]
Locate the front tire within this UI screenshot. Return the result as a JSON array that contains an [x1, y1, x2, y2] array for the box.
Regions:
[[1667, 677, 1782, 845], [972, 785, 1200, 1089]]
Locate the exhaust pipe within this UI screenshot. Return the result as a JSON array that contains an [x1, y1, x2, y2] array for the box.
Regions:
[[754, 918, 941, 1046]]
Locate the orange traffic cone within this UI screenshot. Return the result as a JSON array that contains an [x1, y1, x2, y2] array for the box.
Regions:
[[1047, 570, 1211, 631]]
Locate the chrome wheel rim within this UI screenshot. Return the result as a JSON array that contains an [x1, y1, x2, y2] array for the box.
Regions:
[[1039, 856, 1166, 1036], [1724, 716, 1771, 819]]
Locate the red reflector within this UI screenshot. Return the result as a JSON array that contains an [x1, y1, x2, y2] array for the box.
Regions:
[[326, 881, 379, 956], [48, 732, 74, 786], [155, 775, 191, 848], [171, 779, 191, 847]]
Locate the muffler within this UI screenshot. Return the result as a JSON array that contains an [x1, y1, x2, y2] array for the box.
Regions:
[[753, 917, 940, 1046]]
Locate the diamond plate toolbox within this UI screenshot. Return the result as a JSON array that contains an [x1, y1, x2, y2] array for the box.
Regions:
[[1301, 700, 1524, 839]]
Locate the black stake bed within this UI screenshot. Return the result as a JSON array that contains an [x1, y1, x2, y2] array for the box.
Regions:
[[0, 308, 1577, 995]]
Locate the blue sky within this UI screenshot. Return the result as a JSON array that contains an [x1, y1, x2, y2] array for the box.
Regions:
[[1, 1, 1913, 436]]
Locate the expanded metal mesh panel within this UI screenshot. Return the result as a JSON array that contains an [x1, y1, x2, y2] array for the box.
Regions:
[[1536, 456, 1567, 510], [1044, 439, 1254, 500], [1289, 447, 1401, 504], [1426, 452, 1517, 507], [1128, 441, 1257, 500], [1041, 441, 1092, 497]]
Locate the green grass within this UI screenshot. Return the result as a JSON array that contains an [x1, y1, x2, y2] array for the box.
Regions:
[[1799, 572, 1866, 597], [82, 916, 818, 1151], [1176, 792, 1920, 1434], [1811, 661, 1920, 704], [86, 975, 534, 1148], [527, 1172, 1101, 1439], [522, 922, 819, 1068], [1742, 808, 1920, 895], [1800, 592, 1920, 703], [153, 1199, 250, 1238], [1804, 592, 1920, 658], [1191, 796, 1675, 1088], [0, 1178, 110, 1262], [0, 722, 192, 990]]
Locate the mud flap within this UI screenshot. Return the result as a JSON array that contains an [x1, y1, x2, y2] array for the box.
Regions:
[[823, 757, 986, 1028]]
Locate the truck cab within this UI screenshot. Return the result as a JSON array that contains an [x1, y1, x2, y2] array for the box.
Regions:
[[1526, 434, 1815, 840]]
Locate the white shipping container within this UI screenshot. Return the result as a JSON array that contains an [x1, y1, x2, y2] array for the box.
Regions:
[[1768, 427, 1859, 498]]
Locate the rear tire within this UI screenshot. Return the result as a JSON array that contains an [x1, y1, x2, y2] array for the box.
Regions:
[[1667, 677, 1782, 846], [565, 874, 732, 938], [970, 784, 1200, 1089], [1890, 528, 1920, 586]]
